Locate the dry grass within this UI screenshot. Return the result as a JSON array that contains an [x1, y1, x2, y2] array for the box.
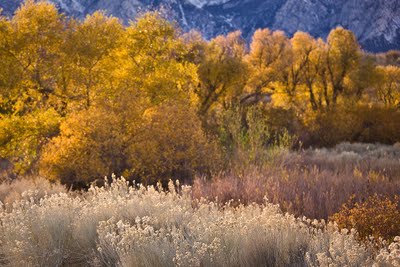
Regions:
[[283, 142, 400, 181], [0, 178, 398, 267], [0, 177, 66, 211], [0, 143, 399, 266], [193, 143, 400, 219]]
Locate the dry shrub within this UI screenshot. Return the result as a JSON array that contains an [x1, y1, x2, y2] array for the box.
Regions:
[[0, 177, 66, 210], [193, 164, 400, 220], [281, 142, 400, 181], [0, 177, 391, 267], [331, 194, 400, 244]]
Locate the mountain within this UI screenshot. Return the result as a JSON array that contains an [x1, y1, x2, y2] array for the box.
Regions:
[[1, 0, 400, 52]]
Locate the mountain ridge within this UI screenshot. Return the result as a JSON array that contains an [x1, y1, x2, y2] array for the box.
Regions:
[[1, 0, 399, 52]]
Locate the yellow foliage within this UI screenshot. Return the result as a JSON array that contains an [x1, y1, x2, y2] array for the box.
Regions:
[[126, 100, 222, 185], [376, 65, 400, 107], [40, 107, 126, 185], [0, 109, 61, 174], [197, 31, 248, 115], [1, 1, 399, 185]]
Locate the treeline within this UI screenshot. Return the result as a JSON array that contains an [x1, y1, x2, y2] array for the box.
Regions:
[[1, 1, 399, 186]]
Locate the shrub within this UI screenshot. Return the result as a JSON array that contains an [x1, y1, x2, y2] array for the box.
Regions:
[[331, 194, 400, 244], [0, 177, 392, 267], [40, 101, 222, 187], [217, 105, 296, 170], [0, 109, 61, 176], [303, 105, 400, 147], [40, 107, 127, 186], [193, 160, 400, 219], [126, 101, 222, 185], [0, 177, 66, 211]]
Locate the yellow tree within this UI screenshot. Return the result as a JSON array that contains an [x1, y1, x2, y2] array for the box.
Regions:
[[246, 29, 291, 96], [39, 13, 205, 185], [276, 31, 318, 106], [10, 0, 65, 114], [376, 65, 400, 107], [0, 14, 19, 114], [118, 12, 198, 107], [197, 31, 248, 115], [291, 33, 326, 110], [326, 27, 361, 105], [62, 12, 123, 110]]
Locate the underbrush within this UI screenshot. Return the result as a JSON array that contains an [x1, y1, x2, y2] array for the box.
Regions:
[[0, 178, 399, 267], [331, 194, 400, 245], [0, 177, 66, 211], [194, 143, 400, 220], [0, 143, 399, 266], [283, 142, 400, 181]]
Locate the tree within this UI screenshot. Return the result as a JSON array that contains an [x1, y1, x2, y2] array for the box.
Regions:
[[62, 12, 123, 110], [197, 31, 248, 116], [9, 0, 65, 114], [289, 32, 321, 110], [0, 14, 19, 114], [125, 100, 222, 185], [0, 109, 61, 175], [246, 29, 291, 96], [326, 27, 361, 105], [376, 65, 400, 108], [119, 12, 198, 106], [40, 107, 126, 186]]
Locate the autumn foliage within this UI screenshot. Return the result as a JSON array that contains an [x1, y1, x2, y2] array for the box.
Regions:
[[331, 194, 400, 244], [0, 1, 399, 186]]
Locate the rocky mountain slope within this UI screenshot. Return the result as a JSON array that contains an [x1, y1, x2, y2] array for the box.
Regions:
[[1, 0, 399, 52]]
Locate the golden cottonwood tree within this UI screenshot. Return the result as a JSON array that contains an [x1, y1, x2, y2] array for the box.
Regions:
[[376, 65, 400, 108], [40, 107, 126, 185], [121, 12, 198, 106], [326, 27, 361, 105], [39, 13, 213, 185], [0, 109, 61, 175], [9, 0, 65, 114], [246, 29, 291, 96], [62, 12, 123, 110], [0, 15, 18, 114], [125, 100, 222, 185], [197, 31, 248, 115]]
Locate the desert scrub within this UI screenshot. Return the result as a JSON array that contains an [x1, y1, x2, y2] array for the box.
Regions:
[[331, 194, 400, 245], [0, 177, 398, 266], [0, 177, 66, 211], [280, 142, 400, 181], [193, 165, 400, 220]]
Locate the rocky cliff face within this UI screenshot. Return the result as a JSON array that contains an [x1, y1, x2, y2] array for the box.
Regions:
[[1, 0, 399, 52]]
